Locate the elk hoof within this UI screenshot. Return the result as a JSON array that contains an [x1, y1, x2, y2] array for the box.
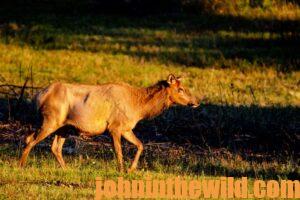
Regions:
[[127, 168, 136, 173], [19, 161, 25, 168]]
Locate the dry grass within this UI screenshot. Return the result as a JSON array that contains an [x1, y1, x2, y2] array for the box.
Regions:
[[212, 0, 300, 20], [0, 43, 299, 106], [0, 140, 298, 199], [0, 2, 299, 199]]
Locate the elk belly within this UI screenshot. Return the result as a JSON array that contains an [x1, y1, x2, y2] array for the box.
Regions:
[[66, 100, 112, 134]]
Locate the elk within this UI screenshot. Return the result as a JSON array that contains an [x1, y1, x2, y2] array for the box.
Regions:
[[19, 74, 199, 172]]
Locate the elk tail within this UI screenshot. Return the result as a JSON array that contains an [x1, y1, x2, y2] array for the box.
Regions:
[[35, 86, 51, 110]]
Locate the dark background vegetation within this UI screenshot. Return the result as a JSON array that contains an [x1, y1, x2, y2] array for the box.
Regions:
[[2, 0, 300, 14], [1, 0, 299, 71]]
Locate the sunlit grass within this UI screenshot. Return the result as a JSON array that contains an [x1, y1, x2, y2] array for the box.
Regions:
[[214, 0, 300, 20], [1, 12, 298, 72], [241, 3, 300, 20], [0, 43, 299, 106], [0, 5, 299, 199], [0, 143, 297, 199]]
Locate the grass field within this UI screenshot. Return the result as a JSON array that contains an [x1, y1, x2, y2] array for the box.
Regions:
[[0, 141, 298, 199], [0, 1, 299, 199]]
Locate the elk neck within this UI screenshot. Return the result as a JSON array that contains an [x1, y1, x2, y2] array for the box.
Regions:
[[137, 81, 171, 119]]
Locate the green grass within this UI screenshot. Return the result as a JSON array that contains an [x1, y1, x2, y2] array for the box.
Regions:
[[1, 14, 299, 70], [0, 143, 298, 199], [0, 42, 299, 106], [0, 3, 299, 199], [0, 13, 299, 107]]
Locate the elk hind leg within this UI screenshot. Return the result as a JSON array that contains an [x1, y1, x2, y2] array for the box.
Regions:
[[51, 135, 66, 169], [25, 132, 35, 144], [19, 119, 61, 167]]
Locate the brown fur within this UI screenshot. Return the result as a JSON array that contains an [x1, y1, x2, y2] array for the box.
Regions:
[[19, 74, 199, 172]]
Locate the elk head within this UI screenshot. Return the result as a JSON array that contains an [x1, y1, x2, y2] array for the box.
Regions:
[[166, 74, 199, 108]]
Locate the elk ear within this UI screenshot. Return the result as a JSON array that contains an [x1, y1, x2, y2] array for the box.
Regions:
[[167, 74, 177, 85]]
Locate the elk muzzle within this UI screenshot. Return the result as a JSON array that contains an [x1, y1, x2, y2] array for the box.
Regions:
[[188, 97, 200, 108]]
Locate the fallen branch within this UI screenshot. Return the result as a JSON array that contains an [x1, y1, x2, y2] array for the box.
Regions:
[[0, 84, 42, 90]]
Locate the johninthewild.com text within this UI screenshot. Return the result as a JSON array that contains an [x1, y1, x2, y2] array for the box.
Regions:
[[95, 177, 299, 199]]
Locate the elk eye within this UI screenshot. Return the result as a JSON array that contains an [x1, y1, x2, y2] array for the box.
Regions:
[[178, 88, 184, 93]]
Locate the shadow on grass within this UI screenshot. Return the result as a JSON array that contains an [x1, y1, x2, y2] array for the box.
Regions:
[[0, 90, 299, 179], [0, 9, 299, 71]]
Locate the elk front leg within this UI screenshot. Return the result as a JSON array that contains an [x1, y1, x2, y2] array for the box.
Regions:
[[122, 131, 143, 173], [111, 133, 124, 173]]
